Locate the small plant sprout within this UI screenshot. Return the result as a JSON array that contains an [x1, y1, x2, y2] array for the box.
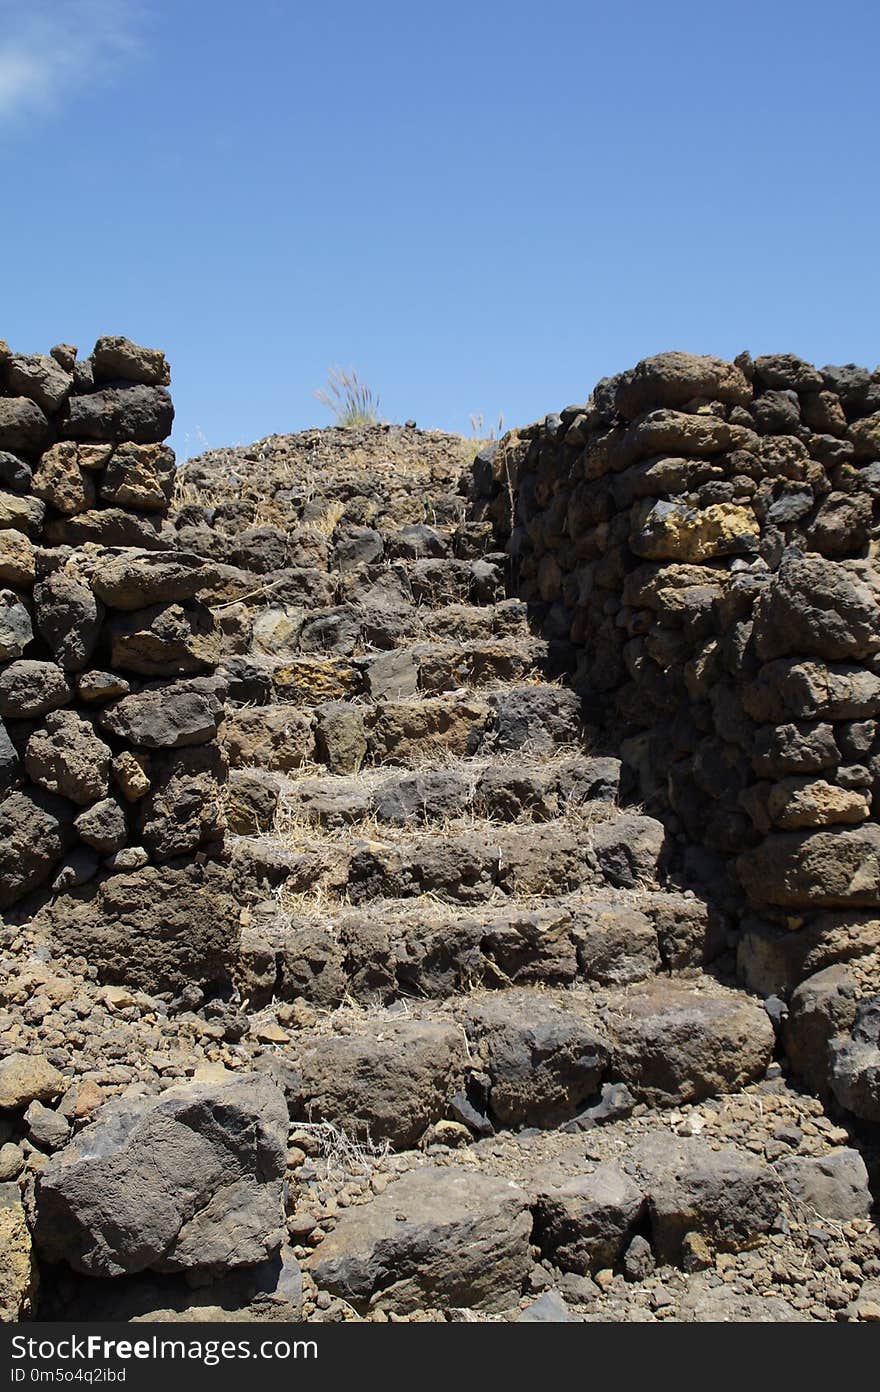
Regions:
[[315, 366, 381, 427]]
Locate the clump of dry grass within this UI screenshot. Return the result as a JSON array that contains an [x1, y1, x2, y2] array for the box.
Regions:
[[315, 366, 381, 427]]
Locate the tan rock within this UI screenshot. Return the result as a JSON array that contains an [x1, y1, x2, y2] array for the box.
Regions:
[[767, 778, 871, 829], [631, 500, 760, 563], [31, 442, 97, 516], [0, 1184, 37, 1320], [0, 1053, 65, 1110], [0, 529, 36, 587], [112, 750, 152, 801]]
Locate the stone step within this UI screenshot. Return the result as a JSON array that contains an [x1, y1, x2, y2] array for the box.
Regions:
[[250, 977, 774, 1149], [227, 752, 621, 834], [220, 683, 585, 774], [220, 635, 556, 711], [234, 886, 721, 1011], [229, 807, 668, 907]]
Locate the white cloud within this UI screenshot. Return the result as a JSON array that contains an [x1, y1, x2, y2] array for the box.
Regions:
[[0, 0, 144, 122]]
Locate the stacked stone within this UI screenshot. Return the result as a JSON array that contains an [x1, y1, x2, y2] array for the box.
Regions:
[[474, 352, 880, 994], [0, 337, 229, 950]]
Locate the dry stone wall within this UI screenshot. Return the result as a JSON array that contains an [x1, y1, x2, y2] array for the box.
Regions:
[[0, 337, 235, 987], [473, 351, 880, 994]]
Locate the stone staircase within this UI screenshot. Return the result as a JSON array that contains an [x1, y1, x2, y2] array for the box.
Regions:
[[9, 422, 874, 1324], [175, 430, 781, 1148]]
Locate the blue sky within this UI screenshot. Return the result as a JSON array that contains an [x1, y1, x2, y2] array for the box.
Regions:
[[1, 1, 878, 459]]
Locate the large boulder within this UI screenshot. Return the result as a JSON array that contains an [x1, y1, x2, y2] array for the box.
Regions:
[[296, 1019, 462, 1148], [603, 980, 774, 1105], [60, 384, 174, 444], [309, 1167, 531, 1313], [753, 553, 880, 662], [0, 787, 75, 908], [99, 680, 223, 749], [614, 352, 752, 420], [775, 1149, 872, 1221], [737, 826, 880, 909], [534, 1162, 645, 1273], [25, 709, 112, 805], [631, 1133, 783, 1263], [34, 1074, 288, 1277], [460, 990, 609, 1127], [34, 862, 241, 992], [85, 549, 216, 610]]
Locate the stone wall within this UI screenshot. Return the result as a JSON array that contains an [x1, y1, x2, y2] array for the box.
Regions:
[[472, 351, 880, 993], [0, 337, 235, 988]]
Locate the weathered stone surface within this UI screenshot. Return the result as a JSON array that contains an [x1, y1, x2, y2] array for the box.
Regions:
[[34, 1075, 288, 1277], [614, 353, 752, 420], [0, 787, 75, 908], [5, 352, 72, 412], [631, 1134, 783, 1262], [99, 444, 176, 511], [313, 701, 367, 773], [737, 825, 880, 908], [0, 658, 71, 717], [43, 508, 169, 551], [60, 384, 174, 445], [766, 776, 870, 828], [74, 797, 128, 854], [0, 397, 51, 455], [86, 550, 215, 609], [604, 980, 774, 1104], [592, 813, 667, 887], [0, 588, 32, 660], [31, 442, 97, 515], [535, 1162, 645, 1273], [0, 489, 45, 535], [775, 1149, 872, 1221], [109, 601, 219, 675], [0, 1183, 37, 1321], [138, 745, 226, 858], [0, 451, 31, 494], [34, 571, 103, 671], [753, 553, 880, 662], [461, 990, 609, 1127], [25, 709, 112, 805], [631, 500, 759, 562], [91, 336, 171, 387], [0, 717, 22, 795], [738, 912, 880, 995], [0, 529, 35, 586], [99, 681, 223, 748], [221, 705, 313, 770], [783, 965, 860, 1097], [297, 1020, 461, 1148], [0, 1053, 65, 1110], [36, 862, 241, 991], [829, 996, 880, 1123], [309, 1167, 531, 1313], [487, 686, 580, 753]]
